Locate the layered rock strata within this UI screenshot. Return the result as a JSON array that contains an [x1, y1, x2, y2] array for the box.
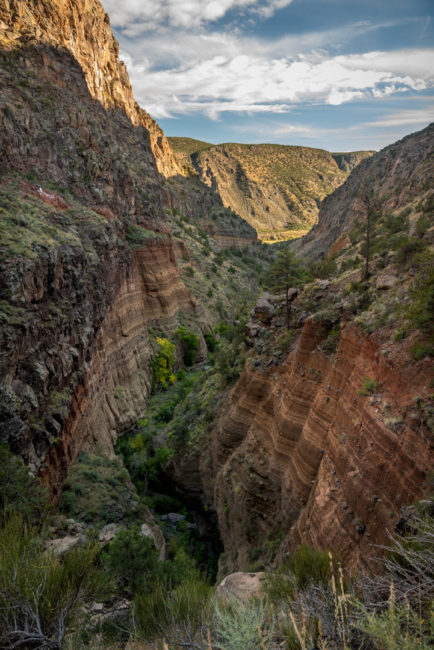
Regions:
[[0, 37, 209, 491], [194, 319, 433, 572], [40, 240, 208, 496]]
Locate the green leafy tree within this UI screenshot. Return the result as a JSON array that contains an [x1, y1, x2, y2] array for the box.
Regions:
[[268, 247, 306, 328], [152, 337, 176, 390], [175, 326, 199, 366]]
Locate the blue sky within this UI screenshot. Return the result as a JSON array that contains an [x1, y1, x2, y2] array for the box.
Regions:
[[101, 0, 434, 151]]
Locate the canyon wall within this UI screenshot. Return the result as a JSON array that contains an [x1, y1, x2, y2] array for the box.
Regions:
[[169, 138, 373, 242], [202, 319, 433, 572], [292, 123, 434, 260], [40, 239, 209, 497], [0, 21, 210, 487], [0, 0, 182, 176]]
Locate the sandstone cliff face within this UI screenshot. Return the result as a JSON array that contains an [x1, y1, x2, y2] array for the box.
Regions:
[[203, 319, 432, 572], [0, 36, 209, 488], [40, 240, 208, 497], [0, 0, 182, 177], [292, 123, 434, 260], [169, 138, 373, 242]]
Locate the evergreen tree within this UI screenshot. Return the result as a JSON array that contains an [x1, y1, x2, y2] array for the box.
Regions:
[[268, 247, 306, 328]]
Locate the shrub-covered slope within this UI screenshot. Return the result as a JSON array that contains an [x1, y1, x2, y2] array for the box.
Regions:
[[169, 137, 373, 242]]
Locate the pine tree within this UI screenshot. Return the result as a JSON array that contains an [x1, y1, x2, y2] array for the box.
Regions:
[[268, 247, 306, 329]]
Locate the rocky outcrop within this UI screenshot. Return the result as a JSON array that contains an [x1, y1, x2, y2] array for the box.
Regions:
[[0, 0, 182, 177], [169, 138, 373, 242], [0, 31, 210, 491], [292, 123, 434, 260], [197, 319, 433, 573], [39, 239, 208, 496]]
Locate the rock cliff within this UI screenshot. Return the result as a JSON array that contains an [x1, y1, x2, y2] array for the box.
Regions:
[[292, 123, 434, 260], [0, 11, 210, 489], [169, 138, 373, 242], [205, 318, 432, 572], [168, 126, 433, 572], [0, 0, 182, 177]]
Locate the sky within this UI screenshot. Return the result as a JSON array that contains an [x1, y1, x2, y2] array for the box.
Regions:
[[100, 0, 434, 152]]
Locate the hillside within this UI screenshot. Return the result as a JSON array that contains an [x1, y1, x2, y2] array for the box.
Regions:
[[0, 0, 433, 648], [291, 123, 434, 260], [169, 137, 373, 241]]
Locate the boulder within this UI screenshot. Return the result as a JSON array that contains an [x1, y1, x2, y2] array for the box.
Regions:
[[47, 534, 86, 557], [376, 274, 398, 290], [254, 296, 275, 323], [245, 321, 260, 338], [287, 287, 299, 301], [99, 523, 121, 544], [140, 522, 166, 561], [217, 572, 266, 603]]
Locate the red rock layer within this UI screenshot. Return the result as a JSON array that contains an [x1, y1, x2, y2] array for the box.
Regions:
[[41, 238, 208, 497], [206, 320, 433, 571]]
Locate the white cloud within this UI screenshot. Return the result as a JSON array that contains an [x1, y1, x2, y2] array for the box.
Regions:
[[124, 46, 434, 118], [360, 106, 434, 128], [100, 0, 293, 30]]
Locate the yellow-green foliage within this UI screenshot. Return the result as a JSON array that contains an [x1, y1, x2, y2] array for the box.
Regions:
[[152, 337, 177, 390]]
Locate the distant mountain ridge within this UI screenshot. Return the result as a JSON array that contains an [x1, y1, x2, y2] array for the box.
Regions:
[[169, 137, 373, 242]]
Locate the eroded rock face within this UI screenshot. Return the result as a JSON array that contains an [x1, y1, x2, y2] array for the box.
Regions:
[[36, 240, 208, 495], [0, 0, 182, 177], [197, 319, 432, 572], [0, 36, 210, 491], [292, 123, 434, 260]]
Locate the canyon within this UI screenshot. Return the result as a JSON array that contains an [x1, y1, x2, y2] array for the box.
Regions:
[[170, 137, 373, 242], [0, 0, 433, 590]]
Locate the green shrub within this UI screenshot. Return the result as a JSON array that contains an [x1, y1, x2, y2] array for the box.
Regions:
[[396, 237, 426, 265], [0, 516, 108, 649], [277, 329, 294, 353], [415, 214, 431, 237], [409, 342, 434, 360], [405, 251, 434, 335], [126, 224, 163, 248], [175, 325, 199, 366], [309, 256, 337, 279], [383, 211, 409, 234], [0, 446, 50, 525], [133, 577, 213, 644], [204, 332, 218, 352], [213, 597, 275, 649], [59, 452, 137, 526], [358, 376, 380, 396], [102, 527, 160, 595], [264, 544, 331, 604], [321, 324, 341, 354], [287, 543, 332, 591]]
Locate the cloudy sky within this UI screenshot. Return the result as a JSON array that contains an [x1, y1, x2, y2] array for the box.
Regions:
[[100, 0, 434, 151]]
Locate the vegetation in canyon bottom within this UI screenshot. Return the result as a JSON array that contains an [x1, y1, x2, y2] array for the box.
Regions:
[[0, 447, 432, 649]]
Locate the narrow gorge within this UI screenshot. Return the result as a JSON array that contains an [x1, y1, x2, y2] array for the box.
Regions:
[[0, 0, 433, 648]]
